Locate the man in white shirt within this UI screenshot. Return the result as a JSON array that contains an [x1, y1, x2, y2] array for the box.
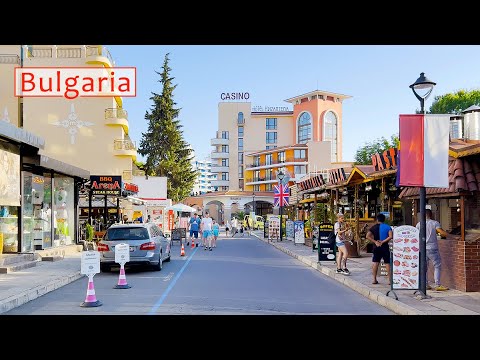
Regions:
[[231, 217, 238, 237], [201, 212, 214, 251]]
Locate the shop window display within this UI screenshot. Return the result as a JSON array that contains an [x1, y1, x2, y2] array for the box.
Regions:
[[53, 175, 74, 246], [22, 171, 34, 252]]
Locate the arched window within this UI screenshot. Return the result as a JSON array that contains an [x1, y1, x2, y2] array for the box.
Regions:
[[237, 112, 244, 124], [297, 112, 311, 144], [324, 111, 337, 162]]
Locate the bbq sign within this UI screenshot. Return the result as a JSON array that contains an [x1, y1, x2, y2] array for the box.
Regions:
[[392, 225, 420, 290], [90, 175, 122, 196]]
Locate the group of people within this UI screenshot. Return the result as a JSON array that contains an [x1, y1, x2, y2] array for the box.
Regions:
[[225, 217, 245, 237], [333, 209, 449, 291], [187, 212, 220, 251]]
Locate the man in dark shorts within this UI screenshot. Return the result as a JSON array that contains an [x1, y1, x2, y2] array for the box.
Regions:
[[188, 213, 201, 246], [366, 213, 393, 285]]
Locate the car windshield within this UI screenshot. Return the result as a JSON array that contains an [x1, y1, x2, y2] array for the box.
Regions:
[[106, 227, 149, 241]]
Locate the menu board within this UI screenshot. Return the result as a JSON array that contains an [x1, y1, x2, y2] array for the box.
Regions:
[[294, 221, 305, 244], [392, 225, 420, 290], [317, 223, 336, 262], [286, 220, 294, 241], [268, 216, 280, 240]]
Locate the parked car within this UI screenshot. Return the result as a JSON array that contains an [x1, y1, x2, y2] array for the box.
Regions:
[[243, 215, 265, 230], [97, 223, 171, 272]]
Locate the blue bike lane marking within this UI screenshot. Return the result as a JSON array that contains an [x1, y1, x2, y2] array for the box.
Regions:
[[148, 246, 199, 314]]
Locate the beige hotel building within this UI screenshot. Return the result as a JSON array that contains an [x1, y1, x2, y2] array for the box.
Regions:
[[0, 45, 137, 254], [205, 90, 353, 220]]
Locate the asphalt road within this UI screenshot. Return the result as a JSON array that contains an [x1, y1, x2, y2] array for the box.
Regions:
[[5, 235, 392, 315]]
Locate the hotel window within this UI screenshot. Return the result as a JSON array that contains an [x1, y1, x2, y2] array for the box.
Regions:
[[253, 156, 260, 167], [221, 158, 229, 166], [266, 118, 277, 130], [294, 165, 307, 174], [238, 166, 244, 178], [254, 170, 260, 181], [294, 149, 306, 159], [238, 152, 243, 165], [297, 112, 312, 144], [324, 111, 338, 162], [277, 151, 286, 163], [266, 132, 277, 144], [237, 112, 244, 124], [221, 145, 229, 153], [222, 172, 229, 181], [265, 168, 273, 180], [239, 180, 244, 190], [238, 126, 244, 137], [221, 131, 229, 139], [265, 183, 273, 191], [265, 154, 272, 165], [254, 185, 260, 191], [266, 145, 277, 150], [238, 138, 243, 151]]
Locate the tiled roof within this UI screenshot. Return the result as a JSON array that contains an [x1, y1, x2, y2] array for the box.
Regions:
[[399, 157, 480, 198], [449, 139, 480, 158]]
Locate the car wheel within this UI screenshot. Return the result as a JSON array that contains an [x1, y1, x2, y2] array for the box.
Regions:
[[152, 252, 163, 271], [100, 264, 110, 272]]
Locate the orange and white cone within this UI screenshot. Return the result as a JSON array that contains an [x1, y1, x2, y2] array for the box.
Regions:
[[180, 243, 185, 256], [80, 275, 102, 307], [114, 264, 131, 289], [191, 238, 195, 249]]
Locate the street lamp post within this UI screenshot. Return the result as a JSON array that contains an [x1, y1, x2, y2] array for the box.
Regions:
[[252, 193, 256, 215], [409, 72, 436, 298], [277, 170, 285, 241]]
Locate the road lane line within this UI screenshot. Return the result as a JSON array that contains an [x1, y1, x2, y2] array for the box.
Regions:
[[148, 247, 198, 314]]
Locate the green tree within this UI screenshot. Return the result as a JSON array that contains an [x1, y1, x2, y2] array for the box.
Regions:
[[354, 134, 399, 165], [137, 53, 196, 202], [429, 89, 480, 114]]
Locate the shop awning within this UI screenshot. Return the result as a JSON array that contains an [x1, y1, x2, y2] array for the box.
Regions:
[[0, 120, 45, 149], [40, 155, 90, 179], [299, 198, 315, 204]]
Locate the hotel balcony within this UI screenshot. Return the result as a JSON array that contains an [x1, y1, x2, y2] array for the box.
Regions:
[[210, 137, 229, 146], [211, 151, 229, 159], [210, 165, 230, 173], [114, 139, 137, 158], [0, 54, 20, 64], [85, 45, 114, 67], [211, 179, 230, 187], [105, 108, 129, 133]]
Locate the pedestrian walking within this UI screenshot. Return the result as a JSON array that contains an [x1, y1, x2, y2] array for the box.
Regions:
[[212, 219, 220, 247], [366, 213, 393, 284], [201, 212, 214, 251], [334, 213, 351, 275], [225, 220, 230, 237], [415, 209, 449, 291], [188, 213, 201, 247], [231, 217, 238, 237]]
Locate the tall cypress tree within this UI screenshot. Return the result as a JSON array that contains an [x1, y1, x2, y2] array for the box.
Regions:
[[138, 53, 196, 202]]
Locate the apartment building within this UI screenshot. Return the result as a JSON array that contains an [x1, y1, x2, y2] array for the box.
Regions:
[[192, 157, 216, 195]]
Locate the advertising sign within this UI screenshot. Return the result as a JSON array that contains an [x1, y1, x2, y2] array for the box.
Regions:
[[392, 225, 420, 290], [317, 223, 336, 261], [114, 243, 130, 264], [294, 221, 305, 244], [268, 216, 280, 240], [286, 220, 294, 241], [90, 175, 122, 196], [81, 251, 100, 275]]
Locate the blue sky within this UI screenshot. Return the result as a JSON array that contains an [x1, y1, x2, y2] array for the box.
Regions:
[[108, 45, 480, 162]]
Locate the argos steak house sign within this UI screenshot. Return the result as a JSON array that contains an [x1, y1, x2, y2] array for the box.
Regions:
[[90, 175, 122, 196]]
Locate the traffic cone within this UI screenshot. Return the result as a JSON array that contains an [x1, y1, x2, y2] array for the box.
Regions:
[[191, 238, 195, 249], [80, 275, 102, 307], [114, 265, 131, 289], [180, 243, 185, 256]]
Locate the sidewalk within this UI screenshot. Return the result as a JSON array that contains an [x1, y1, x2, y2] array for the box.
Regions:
[[250, 230, 480, 315]]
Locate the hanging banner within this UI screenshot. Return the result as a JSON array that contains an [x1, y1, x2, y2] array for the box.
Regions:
[[294, 221, 305, 244], [392, 225, 420, 290], [317, 223, 336, 261], [286, 220, 294, 241]]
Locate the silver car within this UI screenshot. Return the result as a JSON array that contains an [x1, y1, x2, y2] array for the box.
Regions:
[[98, 223, 171, 272]]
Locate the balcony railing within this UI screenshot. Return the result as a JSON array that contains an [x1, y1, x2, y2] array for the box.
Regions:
[[86, 46, 114, 66], [57, 47, 82, 58], [0, 55, 20, 64], [114, 139, 136, 151], [245, 157, 308, 168], [24, 45, 114, 65], [30, 47, 53, 58], [105, 108, 128, 120]]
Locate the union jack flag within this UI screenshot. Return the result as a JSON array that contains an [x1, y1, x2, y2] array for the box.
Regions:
[[273, 183, 289, 207]]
